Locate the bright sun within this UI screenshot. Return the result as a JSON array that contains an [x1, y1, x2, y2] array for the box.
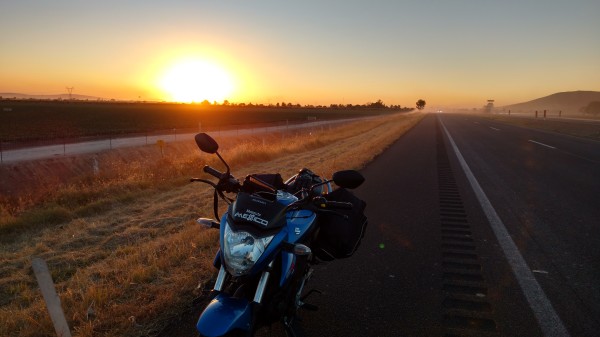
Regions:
[[159, 59, 234, 103]]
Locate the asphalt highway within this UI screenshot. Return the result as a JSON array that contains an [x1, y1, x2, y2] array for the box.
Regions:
[[297, 113, 600, 336], [168, 113, 600, 336]]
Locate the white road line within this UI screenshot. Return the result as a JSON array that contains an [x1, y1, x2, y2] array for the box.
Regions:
[[529, 140, 556, 149], [489, 126, 501, 131], [439, 118, 570, 337]]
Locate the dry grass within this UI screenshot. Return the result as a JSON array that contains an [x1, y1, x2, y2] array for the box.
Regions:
[[0, 112, 424, 337]]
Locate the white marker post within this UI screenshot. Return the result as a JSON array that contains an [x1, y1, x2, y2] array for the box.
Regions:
[[31, 258, 72, 337]]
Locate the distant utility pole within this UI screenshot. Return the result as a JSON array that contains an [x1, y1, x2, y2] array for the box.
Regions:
[[66, 87, 74, 100]]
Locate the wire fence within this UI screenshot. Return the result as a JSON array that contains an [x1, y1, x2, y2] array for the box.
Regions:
[[0, 118, 361, 163], [494, 109, 600, 120]]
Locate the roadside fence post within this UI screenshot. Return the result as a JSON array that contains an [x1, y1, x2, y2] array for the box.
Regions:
[[508, 110, 511, 116], [543, 110, 546, 119], [535, 110, 538, 118], [559, 110, 562, 118], [92, 156, 99, 175], [157, 139, 165, 157]]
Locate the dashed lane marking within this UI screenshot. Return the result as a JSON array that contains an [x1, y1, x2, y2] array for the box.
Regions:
[[528, 140, 557, 149]]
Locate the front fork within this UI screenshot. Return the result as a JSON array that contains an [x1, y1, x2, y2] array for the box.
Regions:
[[213, 264, 227, 292], [283, 245, 313, 336], [294, 267, 314, 309], [291, 244, 312, 309], [208, 248, 311, 336], [204, 263, 273, 337], [253, 261, 273, 303], [211, 262, 273, 304]]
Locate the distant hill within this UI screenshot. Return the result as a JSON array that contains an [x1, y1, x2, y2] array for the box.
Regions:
[[502, 91, 600, 114], [0, 92, 103, 100]]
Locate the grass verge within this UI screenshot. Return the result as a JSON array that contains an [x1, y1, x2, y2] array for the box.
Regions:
[[0, 112, 424, 337]]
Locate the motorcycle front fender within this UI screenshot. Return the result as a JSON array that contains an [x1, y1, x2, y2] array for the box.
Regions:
[[196, 293, 252, 336]]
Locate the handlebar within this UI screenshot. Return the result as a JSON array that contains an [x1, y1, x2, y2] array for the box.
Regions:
[[203, 165, 223, 179], [326, 200, 354, 210], [201, 165, 241, 193], [196, 166, 352, 210], [313, 196, 353, 210]]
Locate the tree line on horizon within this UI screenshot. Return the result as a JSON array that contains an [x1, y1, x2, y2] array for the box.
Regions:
[[1, 96, 414, 111], [188, 98, 414, 111]]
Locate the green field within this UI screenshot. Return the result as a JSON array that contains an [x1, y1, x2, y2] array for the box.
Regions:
[[0, 100, 408, 142]]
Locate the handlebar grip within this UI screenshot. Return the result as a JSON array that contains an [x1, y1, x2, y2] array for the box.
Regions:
[[203, 165, 223, 178]]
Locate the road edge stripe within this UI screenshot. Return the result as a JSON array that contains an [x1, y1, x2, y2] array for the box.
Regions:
[[439, 116, 570, 337]]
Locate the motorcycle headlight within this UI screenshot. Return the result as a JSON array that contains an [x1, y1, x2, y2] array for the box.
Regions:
[[223, 222, 274, 276]]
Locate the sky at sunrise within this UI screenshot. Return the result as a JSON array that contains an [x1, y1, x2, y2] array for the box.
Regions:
[[1, 0, 599, 108]]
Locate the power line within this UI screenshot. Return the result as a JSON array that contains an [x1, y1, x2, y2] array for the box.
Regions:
[[66, 87, 74, 100]]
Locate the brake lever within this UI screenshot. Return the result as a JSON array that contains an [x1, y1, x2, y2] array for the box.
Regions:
[[315, 208, 348, 219], [293, 198, 348, 220], [190, 178, 218, 188]]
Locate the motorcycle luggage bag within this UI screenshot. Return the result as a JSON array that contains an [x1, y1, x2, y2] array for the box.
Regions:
[[314, 188, 367, 261]]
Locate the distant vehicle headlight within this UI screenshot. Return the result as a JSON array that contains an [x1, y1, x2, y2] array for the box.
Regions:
[[223, 222, 274, 276]]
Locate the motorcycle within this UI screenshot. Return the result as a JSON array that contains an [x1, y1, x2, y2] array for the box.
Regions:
[[191, 133, 367, 337]]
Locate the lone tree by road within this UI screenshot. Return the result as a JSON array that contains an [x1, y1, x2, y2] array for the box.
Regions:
[[416, 99, 426, 111]]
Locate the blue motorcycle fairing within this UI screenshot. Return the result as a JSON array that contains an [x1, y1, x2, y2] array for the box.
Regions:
[[249, 209, 316, 277], [217, 213, 228, 267], [196, 294, 252, 336], [279, 210, 315, 286], [212, 249, 221, 269], [286, 209, 316, 242], [218, 207, 317, 278], [250, 225, 288, 273]]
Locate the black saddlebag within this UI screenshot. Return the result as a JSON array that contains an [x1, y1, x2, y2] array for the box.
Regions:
[[314, 188, 367, 261]]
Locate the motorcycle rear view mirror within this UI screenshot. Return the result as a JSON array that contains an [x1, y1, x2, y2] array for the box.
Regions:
[[195, 133, 232, 176], [332, 170, 364, 189], [195, 133, 219, 154]]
